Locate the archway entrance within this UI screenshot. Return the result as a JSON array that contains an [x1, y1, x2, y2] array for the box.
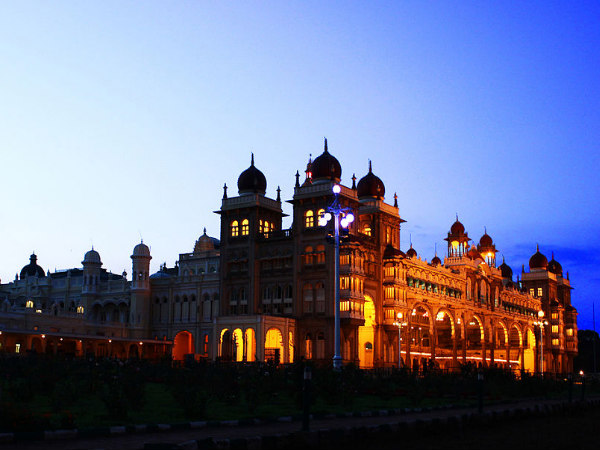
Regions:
[[173, 331, 194, 361], [220, 329, 233, 361], [233, 328, 244, 362], [523, 328, 536, 373], [358, 295, 375, 368], [265, 328, 283, 364], [245, 328, 256, 362]]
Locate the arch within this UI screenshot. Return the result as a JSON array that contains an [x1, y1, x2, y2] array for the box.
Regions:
[[466, 315, 484, 350], [173, 331, 194, 361], [317, 208, 325, 225], [219, 328, 233, 361], [30, 337, 43, 353], [304, 210, 314, 228], [435, 309, 454, 354], [288, 331, 294, 363], [523, 327, 536, 373], [265, 327, 283, 364], [230, 220, 239, 237], [358, 295, 376, 368], [305, 333, 313, 359], [241, 219, 249, 236], [245, 328, 256, 362], [231, 328, 244, 361]]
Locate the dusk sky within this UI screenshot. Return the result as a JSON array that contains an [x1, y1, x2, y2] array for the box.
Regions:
[[1, 2, 599, 328]]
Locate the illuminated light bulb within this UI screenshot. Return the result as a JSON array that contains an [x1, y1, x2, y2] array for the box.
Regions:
[[324, 213, 332, 221], [318, 218, 327, 227], [332, 185, 341, 194], [340, 218, 348, 228], [346, 213, 354, 223]]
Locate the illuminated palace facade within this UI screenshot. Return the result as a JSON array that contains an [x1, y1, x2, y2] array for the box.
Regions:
[[0, 140, 578, 373]]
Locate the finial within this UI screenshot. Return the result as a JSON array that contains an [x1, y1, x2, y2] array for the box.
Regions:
[[409, 233, 412, 246], [551, 251, 554, 260], [295, 170, 300, 187], [276, 186, 281, 202], [351, 173, 357, 189], [456, 213, 458, 221], [324, 137, 328, 153], [223, 183, 228, 199], [251, 153, 254, 166], [484, 226, 487, 234], [203, 227, 207, 235], [394, 192, 398, 208], [522, 264, 525, 273], [536, 243, 539, 252], [309, 153, 312, 163], [434, 243, 437, 257], [502, 254, 505, 264], [368, 160, 372, 173]]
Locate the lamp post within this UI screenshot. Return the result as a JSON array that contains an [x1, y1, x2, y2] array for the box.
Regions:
[[534, 310, 548, 375], [319, 184, 354, 371], [393, 312, 407, 369]]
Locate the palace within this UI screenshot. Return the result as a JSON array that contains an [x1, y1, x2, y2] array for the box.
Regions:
[[0, 140, 578, 373]]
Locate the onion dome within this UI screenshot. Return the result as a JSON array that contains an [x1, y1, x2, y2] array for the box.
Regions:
[[529, 245, 548, 270], [383, 244, 405, 260], [237, 153, 267, 195], [82, 248, 102, 265], [406, 244, 417, 259], [479, 232, 493, 248], [194, 228, 215, 254], [357, 161, 385, 200], [450, 219, 465, 235], [499, 257, 513, 279], [20, 253, 46, 278], [311, 138, 342, 182], [431, 255, 442, 267], [132, 241, 151, 258], [547, 252, 563, 276]]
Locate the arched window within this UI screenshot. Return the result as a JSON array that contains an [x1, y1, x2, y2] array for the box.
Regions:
[[315, 282, 325, 313], [316, 245, 325, 264], [231, 220, 239, 237], [386, 226, 391, 244], [304, 246, 313, 265], [259, 219, 264, 234], [303, 283, 313, 313], [264, 221, 270, 236], [362, 223, 372, 236], [305, 210, 314, 228], [241, 219, 249, 236], [317, 208, 325, 226], [239, 287, 247, 301]]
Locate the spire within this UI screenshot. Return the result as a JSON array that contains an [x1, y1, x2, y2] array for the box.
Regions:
[[434, 243, 437, 257], [324, 137, 328, 153], [203, 227, 207, 235], [276, 186, 281, 202], [295, 171, 300, 187], [536, 243, 540, 252], [394, 192, 398, 208], [223, 183, 228, 199], [368, 160, 372, 173], [251, 152, 255, 166], [502, 254, 505, 264], [351, 173, 357, 189], [484, 226, 487, 234]]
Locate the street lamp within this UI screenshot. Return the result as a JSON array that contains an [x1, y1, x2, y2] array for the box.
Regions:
[[320, 184, 354, 371], [393, 312, 408, 369], [534, 310, 548, 374]]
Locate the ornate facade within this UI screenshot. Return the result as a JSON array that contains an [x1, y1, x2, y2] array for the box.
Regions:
[[0, 140, 578, 373]]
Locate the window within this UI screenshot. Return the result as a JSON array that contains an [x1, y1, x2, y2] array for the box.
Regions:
[[203, 334, 209, 355], [552, 312, 559, 320], [566, 328, 573, 337], [303, 246, 313, 265], [317, 209, 325, 226], [264, 221, 270, 236], [303, 284, 313, 313], [259, 219, 264, 234], [552, 338, 560, 346], [241, 219, 249, 236], [316, 245, 325, 264], [305, 210, 314, 228], [362, 223, 371, 236], [15, 343, 20, 354], [386, 226, 391, 244], [537, 287, 543, 297], [551, 325, 559, 334], [230, 220, 239, 237], [529, 288, 535, 297], [316, 282, 325, 313], [26, 300, 34, 308]]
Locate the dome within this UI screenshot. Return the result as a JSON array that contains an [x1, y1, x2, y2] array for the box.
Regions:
[[479, 232, 493, 248], [499, 258, 513, 279], [383, 244, 405, 259], [83, 248, 102, 265], [194, 228, 215, 254], [132, 241, 151, 258], [20, 253, 45, 278], [529, 245, 548, 270], [406, 245, 417, 259], [548, 253, 563, 276], [357, 161, 385, 200], [450, 219, 465, 235], [431, 255, 442, 267], [311, 138, 342, 182], [237, 154, 267, 195]]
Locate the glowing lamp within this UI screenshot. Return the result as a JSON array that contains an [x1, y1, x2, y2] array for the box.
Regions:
[[332, 185, 341, 194], [346, 213, 354, 223], [397, 312, 403, 319], [318, 217, 327, 227], [324, 212, 332, 221], [340, 218, 348, 228], [451, 241, 459, 248], [538, 310, 545, 319]]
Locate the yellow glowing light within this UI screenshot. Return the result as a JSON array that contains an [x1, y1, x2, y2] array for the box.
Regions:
[[41, 334, 46, 339], [139, 341, 143, 345], [108, 339, 112, 343], [451, 241, 459, 248]]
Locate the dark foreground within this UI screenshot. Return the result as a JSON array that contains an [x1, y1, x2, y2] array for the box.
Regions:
[[4, 397, 598, 450]]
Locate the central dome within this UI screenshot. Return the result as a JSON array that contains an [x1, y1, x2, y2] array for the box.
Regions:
[[20, 253, 45, 278], [83, 248, 102, 265], [529, 245, 548, 270], [311, 138, 341, 182], [450, 219, 465, 235], [132, 241, 151, 258], [237, 154, 267, 195], [357, 161, 385, 200]]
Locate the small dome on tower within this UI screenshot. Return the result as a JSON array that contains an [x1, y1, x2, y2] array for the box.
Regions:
[[450, 219, 465, 235], [83, 248, 102, 265], [133, 241, 151, 258], [20, 253, 45, 278], [406, 244, 417, 259], [237, 154, 267, 195], [194, 228, 215, 254], [548, 253, 563, 276], [311, 138, 342, 182], [479, 232, 493, 248], [529, 245, 548, 270], [431, 255, 442, 267], [357, 161, 385, 200], [499, 257, 513, 279]]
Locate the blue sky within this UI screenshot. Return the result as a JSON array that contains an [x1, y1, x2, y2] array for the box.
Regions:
[[1, 2, 599, 328]]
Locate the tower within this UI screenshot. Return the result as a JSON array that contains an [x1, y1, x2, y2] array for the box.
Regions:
[[130, 241, 152, 335], [444, 217, 469, 259], [81, 248, 102, 314]]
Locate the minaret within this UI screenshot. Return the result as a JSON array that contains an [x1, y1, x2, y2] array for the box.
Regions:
[[130, 240, 152, 335], [82, 248, 102, 314]]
